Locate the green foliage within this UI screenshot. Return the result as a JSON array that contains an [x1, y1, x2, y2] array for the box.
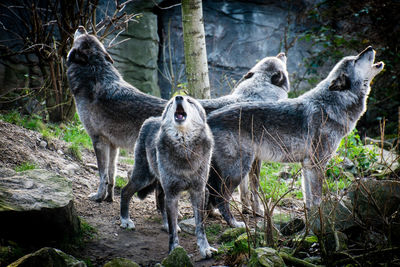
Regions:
[[15, 162, 36, 172], [120, 158, 134, 165], [0, 111, 92, 161], [206, 223, 223, 243], [119, 149, 128, 157], [259, 162, 302, 201], [115, 176, 128, 189]]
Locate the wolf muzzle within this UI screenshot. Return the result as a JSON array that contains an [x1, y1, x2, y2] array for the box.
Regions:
[[174, 96, 187, 123]]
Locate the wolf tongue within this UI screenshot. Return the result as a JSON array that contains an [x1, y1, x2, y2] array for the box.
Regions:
[[177, 114, 183, 120]]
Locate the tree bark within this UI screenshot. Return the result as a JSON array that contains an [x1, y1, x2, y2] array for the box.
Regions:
[[181, 0, 211, 99]]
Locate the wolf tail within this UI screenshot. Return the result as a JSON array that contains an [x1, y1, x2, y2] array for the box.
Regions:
[[137, 182, 157, 199]]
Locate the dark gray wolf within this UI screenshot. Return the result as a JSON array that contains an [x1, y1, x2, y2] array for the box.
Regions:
[[66, 25, 290, 204], [120, 95, 217, 258], [67, 26, 166, 202], [206, 47, 384, 227]]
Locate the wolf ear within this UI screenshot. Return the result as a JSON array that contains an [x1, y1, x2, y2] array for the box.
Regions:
[[276, 52, 287, 64], [329, 73, 351, 91], [105, 52, 114, 64], [67, 48, 88, 65], [243, 71, 254, 79], [271, 71, 285, 87]]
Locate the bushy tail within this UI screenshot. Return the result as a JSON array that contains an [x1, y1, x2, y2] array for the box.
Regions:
[[137, 182, 157, 199]]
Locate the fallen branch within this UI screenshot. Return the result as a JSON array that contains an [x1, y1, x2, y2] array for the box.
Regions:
[[279, 252, 318, 267]]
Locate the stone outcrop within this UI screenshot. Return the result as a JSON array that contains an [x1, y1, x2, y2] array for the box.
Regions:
[[8, 247, 86, 267], [0, 168, 80, 245]]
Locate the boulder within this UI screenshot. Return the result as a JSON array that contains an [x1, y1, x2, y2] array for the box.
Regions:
[[104, 257, 139, 267], [219, 227, 246, 243], [248, 247, 285, 267], [178, 217, 196, 235], [161, 246, 193, 267], [271, 212, 305, 236], [0, 168, 80, 245], [8, 247, 85, 267]]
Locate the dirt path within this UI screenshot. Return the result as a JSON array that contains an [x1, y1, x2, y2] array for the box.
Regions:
[[0, 121, 230, 266]]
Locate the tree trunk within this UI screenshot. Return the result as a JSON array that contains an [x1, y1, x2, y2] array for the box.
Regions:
[[181, 0, 211, 99]]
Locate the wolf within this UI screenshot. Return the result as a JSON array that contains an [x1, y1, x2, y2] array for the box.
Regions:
[[67, 26, 289, 204], [120, 95, 217, 258], [206, 47, 384, 228]]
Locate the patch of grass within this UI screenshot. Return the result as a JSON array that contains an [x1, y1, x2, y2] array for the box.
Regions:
[[120, 158, 134, 165], [259, 162, 302, 201], [15, 162, 36, 172], [68, 143, 82, 161], [115, 176, 128, 189], [119, 149, 128, 157], [206, 223, 223, 243], [80, 219, 97, 239]]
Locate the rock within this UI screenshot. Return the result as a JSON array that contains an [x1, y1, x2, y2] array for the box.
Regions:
[[308, 197, 355, 235], [248, 247, 285, 267], [271, 212, 305, 236], [104, 257, 139, 267], [161, 246, 193, 267], [0, 169, 81, 245], [324, 231, 348, 251], [178, 217, 196, 235], [304, 256, 322, 264], [293, 234, 318, 250], [219, 227, 246, 243], [366, 145, 400, 177], [348, 179, 400, 229], [364, 137, 393, 151], [8, 247, 86, 267], [39, 140, 47, 148]]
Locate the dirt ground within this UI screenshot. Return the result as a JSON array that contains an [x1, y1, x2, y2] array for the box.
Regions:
[[0, 120, 253, 266]]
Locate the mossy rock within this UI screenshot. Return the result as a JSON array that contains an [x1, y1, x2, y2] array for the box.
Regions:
[[248, 247, 285, 267], [103, 257, 139, 267], [293, 234, 318, 250], [161, 246, 193, 267], [8, 247, 85, 267], [219, 227, 246, 243]]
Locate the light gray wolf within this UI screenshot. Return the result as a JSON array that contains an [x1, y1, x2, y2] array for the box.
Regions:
[[67, 25, 290, 205], [206, 46, 384, 227], [120, 95, 217, 258]]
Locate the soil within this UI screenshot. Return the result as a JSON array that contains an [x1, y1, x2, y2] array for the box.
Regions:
[[0, 120, 255, 266]]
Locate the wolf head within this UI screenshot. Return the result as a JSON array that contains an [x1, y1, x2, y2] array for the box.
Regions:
[[67, 26, 114, 66], [327, 46, 384, 94], [236, 52, 290, 93], [162, 95, 206, 134]]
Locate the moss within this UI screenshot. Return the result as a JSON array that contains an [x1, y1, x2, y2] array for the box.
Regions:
[[161, 246, 193, 267]]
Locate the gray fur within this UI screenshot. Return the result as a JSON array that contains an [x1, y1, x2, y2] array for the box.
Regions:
[[120, 96, 217, 258], [206, 47, 384, 227], [66, 26, 290, 203]]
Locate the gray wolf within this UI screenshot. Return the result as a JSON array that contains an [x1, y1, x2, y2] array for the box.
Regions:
[[120, 95, 217, 258], [206, 47, 384, 227], [67, 25, 290, 205], [67, 26, 166, 202]]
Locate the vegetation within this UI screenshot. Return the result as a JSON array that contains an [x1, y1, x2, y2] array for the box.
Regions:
[[15, 162, 37, 172], [115, 176, 128, 190]]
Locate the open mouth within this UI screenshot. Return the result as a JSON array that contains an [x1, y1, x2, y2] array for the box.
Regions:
[[174, 103, 187, 122], [373, 61, 384, 69]]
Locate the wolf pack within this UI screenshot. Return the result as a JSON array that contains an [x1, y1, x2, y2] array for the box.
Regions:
[[66, 26, 384, 258]]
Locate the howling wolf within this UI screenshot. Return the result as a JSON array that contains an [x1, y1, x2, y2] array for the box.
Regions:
[[206, 47, 384, 227], [120, 95, 217, 258]]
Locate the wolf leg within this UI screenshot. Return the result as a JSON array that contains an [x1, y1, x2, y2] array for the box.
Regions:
[[302, 160, 323, 209], [90, 136, 110, 202], [157, 184, 180, 232], [190, 187, 217, 259], [105, 145, 118, 202], [239, 173, 251, 214], [165, 192, 180, 253], [249, 159, 264, 216]]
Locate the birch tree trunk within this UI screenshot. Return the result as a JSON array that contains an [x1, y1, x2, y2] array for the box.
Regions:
[[181, 0, 211, 99]]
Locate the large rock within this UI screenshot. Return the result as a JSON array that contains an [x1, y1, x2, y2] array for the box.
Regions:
[[248, 247, 285, 267], [0, 168, 80, 244], [8, 247, 86, 267], [161, 246, 193, 267], [104, 257, 140, 267]]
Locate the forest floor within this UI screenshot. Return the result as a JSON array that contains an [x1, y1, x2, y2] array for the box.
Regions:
[[0, 120, 260, 266]]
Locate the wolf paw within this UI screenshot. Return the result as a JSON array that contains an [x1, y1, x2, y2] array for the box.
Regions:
[[200, 246, 217, 259], [89, 192, 105, 202], [120, 218, 135, 230]]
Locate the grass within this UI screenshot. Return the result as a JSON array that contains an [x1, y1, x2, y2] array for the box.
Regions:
[[120, 158, 134, 165], [115, 176, 128, 189], [206, 223, 223, 243], [0, 111, 92, 160], [15, 162, 37, 172]]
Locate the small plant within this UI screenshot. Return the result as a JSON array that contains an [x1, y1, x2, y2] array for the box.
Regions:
[[206, 223, 223, 243], [68, 143, 82, 161], [115, 176, 128, 189], [120, 158, 134, 165], [15, 162, 36, 172]]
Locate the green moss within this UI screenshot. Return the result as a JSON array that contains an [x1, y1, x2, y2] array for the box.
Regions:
[[15, 162, 36, 172]]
